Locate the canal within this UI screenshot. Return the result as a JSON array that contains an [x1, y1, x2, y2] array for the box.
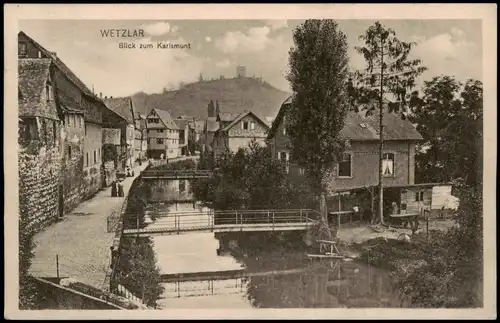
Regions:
[[144, 179, 407, 309]]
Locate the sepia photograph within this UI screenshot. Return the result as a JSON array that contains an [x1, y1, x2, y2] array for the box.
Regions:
[[4, 3, 496, 320]]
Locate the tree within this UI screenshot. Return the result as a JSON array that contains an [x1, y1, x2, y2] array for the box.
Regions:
[[348, 21, 427, 224], [286, 19, 350, 228], [408, 77, 483, 188]]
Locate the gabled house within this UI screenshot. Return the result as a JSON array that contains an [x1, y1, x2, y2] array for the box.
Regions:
[[212, 110, 270, 158], [19, 31, 107, 210], [146, 108, 180, 159], [102, 96, 140, 168], [268, 96, 429, 217]]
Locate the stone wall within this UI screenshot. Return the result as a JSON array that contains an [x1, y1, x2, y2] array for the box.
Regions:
[[18, 117, 63, 233]]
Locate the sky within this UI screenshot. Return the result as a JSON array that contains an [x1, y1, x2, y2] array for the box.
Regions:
[[19, 19, 483, 97]]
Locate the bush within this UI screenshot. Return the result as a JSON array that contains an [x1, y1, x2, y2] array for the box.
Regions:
[[116, 237, 165, 308], [360, 183, 483, 308], [192, 141, 316, 211]]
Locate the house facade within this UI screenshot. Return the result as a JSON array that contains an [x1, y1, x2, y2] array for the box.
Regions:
[[102, 96, 141, 168], [212, 110, 270, 158], [19, 31, 107, 213], [174, 118, 190, 156], [267, 97, 424, 215], [146, 108, 180, 159]]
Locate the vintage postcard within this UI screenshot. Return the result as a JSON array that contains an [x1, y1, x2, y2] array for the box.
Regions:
[[4, 3, 497, 320]]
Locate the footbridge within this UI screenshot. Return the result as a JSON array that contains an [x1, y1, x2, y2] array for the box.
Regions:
[[140, 169, 213, 180], [122, 209, 321, 237]]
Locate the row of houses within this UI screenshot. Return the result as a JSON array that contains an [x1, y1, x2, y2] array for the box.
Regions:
[[18, 31, 154, 231], [201, 97, 457, 219], [18, 31, 209, 231]]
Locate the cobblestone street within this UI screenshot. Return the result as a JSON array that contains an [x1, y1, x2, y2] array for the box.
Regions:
[[29, 164, 147, 289]]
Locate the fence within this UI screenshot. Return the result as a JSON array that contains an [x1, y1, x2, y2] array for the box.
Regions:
[[115, 283, 143, 304]]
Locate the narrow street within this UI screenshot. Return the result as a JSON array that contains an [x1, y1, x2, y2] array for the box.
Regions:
[[29, 163, 148, 289]]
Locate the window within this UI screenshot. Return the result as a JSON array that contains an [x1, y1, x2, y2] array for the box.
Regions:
[[179, 180, 186, 192], [94, 150, 97, 164], [242, 121, 249, 130], [383, 153, 395, 176], [250, 122, 255, 130], [338, 153, 352, 178], [72, 114, 76, 127], [46, 83, 53, 101], [157, 129, 164, 133], [299, 168, 305, 176], [98, 148, 101, 161], [86, 153, 89, 167], [68, 146, 72, 159], [18, 42, 27, 57], [79, 116, 83, 128], [18, 118, 38, 146], [147, 138, 150, 144], [53, 121, 57, 145], [283, 116, 287, 135], [415, 191, 424, 202], [156, 138, 164, 144], [85, 124, 87, 135]]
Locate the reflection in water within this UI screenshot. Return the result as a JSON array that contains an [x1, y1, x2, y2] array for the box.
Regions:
[[148, 182, 406, 309]]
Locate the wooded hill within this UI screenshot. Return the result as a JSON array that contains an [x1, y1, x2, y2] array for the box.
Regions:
[[131, 77, 291, 120]]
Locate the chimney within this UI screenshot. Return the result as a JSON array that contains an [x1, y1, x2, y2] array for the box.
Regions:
[[110, 96, 113, 99], [104, 96, 108, 99], [100, 92, 102, 99]]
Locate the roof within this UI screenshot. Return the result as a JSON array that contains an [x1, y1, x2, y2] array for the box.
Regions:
[[221, 110, 271, 132], [19, 31, 103, 105], [205, 117, 219, 132], [103, 97, 135, 124], [148, 108, 179, 130], [18, 59, 60, 120], [174, 118, 190, 130], [268, 96, 423, 141]]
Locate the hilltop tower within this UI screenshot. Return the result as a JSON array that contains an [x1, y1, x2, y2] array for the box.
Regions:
[[236, 65, 246, 78]]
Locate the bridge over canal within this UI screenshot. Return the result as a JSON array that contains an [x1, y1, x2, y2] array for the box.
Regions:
[[122, 209, 321, 237], [141, 169, 213, 180]]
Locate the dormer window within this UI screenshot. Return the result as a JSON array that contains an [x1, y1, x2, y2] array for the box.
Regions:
[[18, 42, 27, 57]]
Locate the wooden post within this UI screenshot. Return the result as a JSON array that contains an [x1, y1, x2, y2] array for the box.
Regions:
[[337, 193, 341, 230], [426, 209, 429, 242], [56, 254, 59, 279]]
